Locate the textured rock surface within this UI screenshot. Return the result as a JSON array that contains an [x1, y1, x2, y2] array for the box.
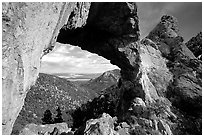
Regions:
[[84, 113, 118, 135], [147, 15, 202, 116], [19, 122, 69, 135], [185, 32, 202, 59], [157, 119, 172, 135], [2, 2, 90, 134], [131, 97, 146, 115]]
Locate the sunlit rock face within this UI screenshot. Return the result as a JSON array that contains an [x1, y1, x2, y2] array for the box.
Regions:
[[2, 2, 91, 134]]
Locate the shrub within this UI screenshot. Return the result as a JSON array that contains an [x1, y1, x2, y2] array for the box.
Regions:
[[41, 109, 54, 124]]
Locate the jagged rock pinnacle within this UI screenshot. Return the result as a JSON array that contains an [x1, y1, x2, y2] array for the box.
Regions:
[[147, 15, 180, 43]]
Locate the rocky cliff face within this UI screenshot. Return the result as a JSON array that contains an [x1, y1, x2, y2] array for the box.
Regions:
[[2, 2, 91, 134], [185, 32, 202, 60], [147, 15, 202, 117], [2, 2, 202, 135]]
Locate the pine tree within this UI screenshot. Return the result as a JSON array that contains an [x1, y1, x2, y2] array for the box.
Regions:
[[42, 109, 54, 124], [54, 106, 64, 123]]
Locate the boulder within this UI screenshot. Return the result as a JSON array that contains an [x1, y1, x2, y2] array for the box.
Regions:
[[131, 97, 146, 115], [19, 122, 70, 135], [117, 128, 129, 135], [116, 122, 130, 135], [120, 122, 130, 128], [84, 113, 118, 135]]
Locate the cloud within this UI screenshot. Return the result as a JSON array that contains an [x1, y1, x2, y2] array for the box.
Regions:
[[40, 43, 119, 74]]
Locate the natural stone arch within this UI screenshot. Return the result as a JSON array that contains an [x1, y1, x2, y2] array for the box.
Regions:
[[57, 2, 140, 73], [2, 2, 141, 134], [56, 2, 143, 118]]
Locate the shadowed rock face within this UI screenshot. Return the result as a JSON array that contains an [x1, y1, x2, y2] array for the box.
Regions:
[[57, 2, 140, 71], [185, 32, 202, 59]]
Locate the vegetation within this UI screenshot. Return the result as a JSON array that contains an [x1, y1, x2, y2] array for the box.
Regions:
[[71, 85, 120, 128], [54, 106, 64, 123], [42, 109, 54, 124]]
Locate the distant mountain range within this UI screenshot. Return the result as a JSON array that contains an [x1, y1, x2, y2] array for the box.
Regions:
[[12, 69, 121, 134], [81, 69, 120, 93], [50, 72, 103, 81]]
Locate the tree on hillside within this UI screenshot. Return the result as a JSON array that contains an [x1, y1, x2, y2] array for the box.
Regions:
[[42, 109, 54, 124], [54, 106, 64, 123]]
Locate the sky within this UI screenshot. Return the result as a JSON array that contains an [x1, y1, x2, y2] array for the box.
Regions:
[[137, 2, 202, 41], [40, 2, 202, 74], [40, 43, 119, 74]]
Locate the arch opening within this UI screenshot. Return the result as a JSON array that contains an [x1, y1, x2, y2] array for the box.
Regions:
[[40, 42, 119, 81]]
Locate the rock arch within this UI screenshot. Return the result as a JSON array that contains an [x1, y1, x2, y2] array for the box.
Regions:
[[2, 2, 201, 135], [56, 2, 143, 121], [2, 2, 141, 134]]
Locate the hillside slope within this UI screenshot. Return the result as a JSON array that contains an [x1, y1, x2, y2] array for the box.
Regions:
[[11, 73, 97, 134], [12, 70, 121, 134]]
